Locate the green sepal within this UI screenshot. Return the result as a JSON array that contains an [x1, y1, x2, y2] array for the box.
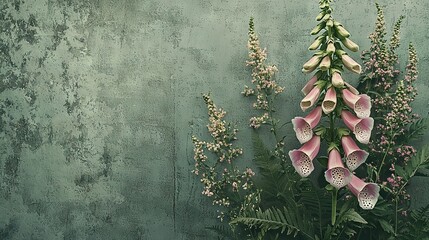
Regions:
[[325, 184, 334, 191], [314, 126, 327, 137], [337, 128, 350, 138], [315, 79, 328, 89], [328, 142, 339, 152]]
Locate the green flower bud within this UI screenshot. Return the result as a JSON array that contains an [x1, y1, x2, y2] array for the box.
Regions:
[[309, 37, 324, 50], [326, 19, 334, 28], [316, 12, 325, 21], [341, 38, 359, 52], [326, 42, 336, 54], [303, 55, 323, 73], [335, 25, 350, 38], [322, 13, 331, 21], [311, 22, 326, 35]]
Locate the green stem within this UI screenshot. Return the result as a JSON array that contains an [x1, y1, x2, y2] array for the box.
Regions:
[[376, 129, 396, 180], [331, 188, 338, 226], [394, 196, 398, 236]]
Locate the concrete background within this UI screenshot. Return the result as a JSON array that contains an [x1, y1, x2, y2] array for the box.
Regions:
[[0, 0, 428, 239]]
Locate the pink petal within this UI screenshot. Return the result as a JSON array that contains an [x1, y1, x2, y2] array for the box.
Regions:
[[288, 135, 321, 177], [322, 87, 337, 114], [341, 111, 373, 144], [348, 175, 379, 210], [341, 110, 360, 131], [354, 117, 374, 144], [301, 74, 318, 95], [292, 117, 313, 144], [292, 107, 322, 144], [305, 106, 323, 128], [342, 89, 371, 118], [289, 150, 315, 177], [301, 87, 321, 111], [325, 149, 352, 189], [341, 136, 369, 171], [358, 183, 380, 210], [354, 94, 371, 118]]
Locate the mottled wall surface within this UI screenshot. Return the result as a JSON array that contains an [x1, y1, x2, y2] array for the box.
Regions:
[[0, 0, 427, 239]]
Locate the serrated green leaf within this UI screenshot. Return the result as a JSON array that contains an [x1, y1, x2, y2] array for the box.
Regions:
[[378, 219, 395, 234]]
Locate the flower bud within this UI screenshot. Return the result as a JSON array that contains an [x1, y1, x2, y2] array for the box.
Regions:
[[341, 38, 359, 52], [322, 13, 331, 21], [331, 72, 344, 87], [326, 42, 335, 54], [303, 55, 322, 73], [341, 55, 362, 74], [319, 56, 331, 71], [335, 25, 350, 38], [311, 22, 325, 35], [326, 19, 334, 28], [316, 12, 325, 21], [309, 37, 324, 50]]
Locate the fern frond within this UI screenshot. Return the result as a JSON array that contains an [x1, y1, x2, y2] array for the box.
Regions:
[[400, 117, 429, 143], [230, 207, 316, 240], [299, 181, 332, 237], [206, 225, 234, 240]]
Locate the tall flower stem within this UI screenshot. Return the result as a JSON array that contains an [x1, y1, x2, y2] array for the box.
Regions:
[[331, 188, 338, 226]]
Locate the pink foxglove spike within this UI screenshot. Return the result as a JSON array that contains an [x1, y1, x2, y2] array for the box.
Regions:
[[288, 135, 321, 177], [302, 55, 322, 73], [342, 89, 372, 118], [331, 72, 344, 88], [341, 55, 362, 74], [324, 149, 352, 189], [322, 87, 337, 114], [348, 175, 380, 210], [292, 106, 322, 144], [341, 110, 374, 144], [301, 74, 319, 95], [341, 136, 369, 171], [301, 86, 321, 111]]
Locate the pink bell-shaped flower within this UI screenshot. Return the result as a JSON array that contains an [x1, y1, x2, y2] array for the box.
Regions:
[[292, 106, 322, 144], [301, 73, 319, 95], [341, 136, 369, 171], [348, 175, 380, 210], [288, 135, 321, 177], [342, 89, 372, 118], [341, 55, 361, 74], [341, 110, 374, 144], [301, 86, 321, 111], [322, 87, 337, 114], [324, 149, 352, 189]]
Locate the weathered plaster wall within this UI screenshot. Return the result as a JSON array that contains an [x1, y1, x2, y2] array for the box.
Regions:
[[0, 0, 427, 239]]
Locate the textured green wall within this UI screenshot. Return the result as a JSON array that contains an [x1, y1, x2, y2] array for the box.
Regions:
[[0, 0, 428, 239]]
